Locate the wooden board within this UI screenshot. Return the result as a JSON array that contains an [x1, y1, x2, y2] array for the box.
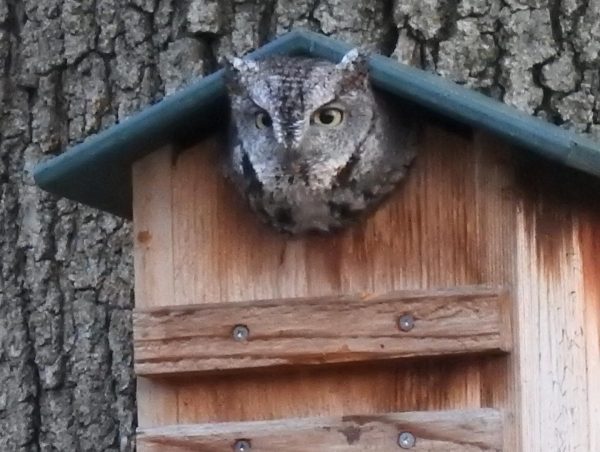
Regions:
[[580, 210, 600, 452], [132, 123, 600, 450], [129, 123, 595, 452], [137, 408, 503, 451], [512, 160, 600, 452], [133, 125, 517, 438], [134, 288, 511, 376], [132, 146, 179, 427]]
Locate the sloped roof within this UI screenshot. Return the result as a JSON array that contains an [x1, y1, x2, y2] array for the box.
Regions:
[[33, 30, 600, 219]]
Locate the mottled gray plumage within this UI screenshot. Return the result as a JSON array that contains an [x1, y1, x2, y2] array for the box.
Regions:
[[225, 50, 417, 234]]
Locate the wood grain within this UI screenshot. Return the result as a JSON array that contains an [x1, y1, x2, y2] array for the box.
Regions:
[[134, 288, 511, 376], [581, 215, 600, 452], [133, 126, 517, 429], [132, 146, 179, 428], [130, 125, 525, 448], [580, 213, 600, 452], [131, 116, 600, 450], [132, 145, 175, 310], [470, 133, 519, 451], [137, 408, 503, 451], [512, 160, 600, 452]]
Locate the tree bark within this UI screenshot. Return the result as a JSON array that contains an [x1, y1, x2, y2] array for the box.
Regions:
[[0, 0, 598, 450]]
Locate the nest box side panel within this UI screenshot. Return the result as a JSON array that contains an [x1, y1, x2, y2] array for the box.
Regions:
[[130, 122, 519, 444], [512, 161, 600, 452], [580, 213, 600, 452]]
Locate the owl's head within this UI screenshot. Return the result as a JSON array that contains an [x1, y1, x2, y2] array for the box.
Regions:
[[226, 49, 374, 179]]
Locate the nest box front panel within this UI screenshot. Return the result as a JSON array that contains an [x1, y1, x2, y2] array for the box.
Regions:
[[131, 121, 516, 428], [132, 124, 516, 307]]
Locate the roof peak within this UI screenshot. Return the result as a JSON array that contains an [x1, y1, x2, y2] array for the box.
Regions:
[[34, 29, 600, 218]]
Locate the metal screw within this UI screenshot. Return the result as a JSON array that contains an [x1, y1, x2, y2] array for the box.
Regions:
[[398, 314, 415, 332], [398, 431, 416, 449], [234, 439, 251, 451], [232, 324, 249, 341]]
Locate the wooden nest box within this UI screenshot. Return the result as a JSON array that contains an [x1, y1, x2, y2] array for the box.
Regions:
[[35, 31, 600, 452]]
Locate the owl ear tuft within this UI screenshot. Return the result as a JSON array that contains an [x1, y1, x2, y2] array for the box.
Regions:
[[336, 48, 369, 89], [224, 56, 260, 92]]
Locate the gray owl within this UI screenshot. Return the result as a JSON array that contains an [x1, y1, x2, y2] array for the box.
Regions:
[[225, 49, 417, 234]]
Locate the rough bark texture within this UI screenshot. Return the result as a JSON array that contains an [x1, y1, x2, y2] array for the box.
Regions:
[[0, 0, 598, 450]]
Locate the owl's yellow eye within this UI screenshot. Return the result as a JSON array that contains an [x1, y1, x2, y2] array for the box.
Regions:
[[312, 107, 344, 127], [255, 111, 272, 129]]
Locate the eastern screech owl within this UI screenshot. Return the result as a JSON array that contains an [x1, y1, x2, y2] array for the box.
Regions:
[[225, 49, 417, 234]]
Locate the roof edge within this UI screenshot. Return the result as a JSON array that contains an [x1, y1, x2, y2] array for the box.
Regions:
[[294, 31, 600, 177], [34, 29, 600, 218], [33, 31, 309, 218]]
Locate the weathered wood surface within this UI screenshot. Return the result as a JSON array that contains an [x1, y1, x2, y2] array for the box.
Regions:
[[580, 215, 600, 452], [132, 146, 179, 428], [513, 160, 600, 452], [134, 288, 511, 376], [132, 127, 517, 447], [137, 408, 503, 452], [133, 124, 600, 451]]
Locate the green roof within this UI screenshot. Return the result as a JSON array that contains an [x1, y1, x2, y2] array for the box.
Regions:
[[34, 30, 600, 219]]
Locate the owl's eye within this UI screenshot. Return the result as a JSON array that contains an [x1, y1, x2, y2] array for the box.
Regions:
[[255, 111, 272, 129], [312, 107, 344, 127]]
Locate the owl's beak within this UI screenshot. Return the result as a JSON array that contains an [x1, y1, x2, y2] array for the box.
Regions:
[[280, 147, 302, 170], [273, 120, 304, 150], [273, 122, 307, 173]]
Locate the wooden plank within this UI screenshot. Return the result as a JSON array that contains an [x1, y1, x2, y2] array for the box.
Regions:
[[137, 408, 503, 451], [133, 287, 510, 376], [470, 132, 520, 452], [132, 146, 175, 310], [165, 126, 515, 426], [132, 147, 179, 428], [171, 141, 200, 307], [131, 128, 519, 430], [512, 162, 600, 452], [580, 214, 600, 452]]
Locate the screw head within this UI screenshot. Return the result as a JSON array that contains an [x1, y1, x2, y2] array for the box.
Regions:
[[232, 324, 249, 341], [398, 431, 416, 449], [398, 314, 415, 332], [234, 439, 251, 451]]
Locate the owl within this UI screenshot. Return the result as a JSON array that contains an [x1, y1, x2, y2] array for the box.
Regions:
[[225, 49, 417, 234]]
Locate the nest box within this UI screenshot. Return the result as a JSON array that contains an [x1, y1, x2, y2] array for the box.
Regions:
[[34, 31, 600, 452]]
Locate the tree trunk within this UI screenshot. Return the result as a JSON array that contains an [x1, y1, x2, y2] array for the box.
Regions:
[[0, 0, 597, 450]]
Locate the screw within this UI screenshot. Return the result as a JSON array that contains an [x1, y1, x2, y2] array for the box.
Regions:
[[398, 431, 416, 449], [232, 324, 249, 341], [234, 439, 251, 451], [398, 314, 414, 332]]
